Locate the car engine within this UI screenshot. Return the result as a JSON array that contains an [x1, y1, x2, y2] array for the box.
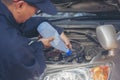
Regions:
[[44, 24, 105, 64], [34, 1, 120, 64]]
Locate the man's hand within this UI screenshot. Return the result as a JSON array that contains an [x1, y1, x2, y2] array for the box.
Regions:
[[60, 32, 72, 49], [38, 37, 54, 48]]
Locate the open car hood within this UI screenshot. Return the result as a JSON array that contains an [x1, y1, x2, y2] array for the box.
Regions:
[[51, 0, 120, 13]]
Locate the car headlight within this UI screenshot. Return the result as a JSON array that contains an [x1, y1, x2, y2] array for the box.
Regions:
[[43, 62, 113, 80]]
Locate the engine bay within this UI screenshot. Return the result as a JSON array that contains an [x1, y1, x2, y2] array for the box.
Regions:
[[44, 24, 105, 64], [34, 10, 120, 65]]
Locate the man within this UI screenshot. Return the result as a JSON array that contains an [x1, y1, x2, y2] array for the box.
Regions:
[[0, 0, 72, 80]]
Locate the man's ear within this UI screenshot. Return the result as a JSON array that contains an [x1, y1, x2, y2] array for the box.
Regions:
[[15, 1, 25, 9], [13, 1, 26, 14]]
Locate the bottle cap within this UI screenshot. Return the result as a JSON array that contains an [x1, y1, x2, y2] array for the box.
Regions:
[[66, 50, 72, 56]]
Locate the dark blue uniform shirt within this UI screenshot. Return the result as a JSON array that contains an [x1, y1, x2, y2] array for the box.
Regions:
[[0, 1, 63, 80]]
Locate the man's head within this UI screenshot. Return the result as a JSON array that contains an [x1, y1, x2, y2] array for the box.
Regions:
[[1, 0, 57, 23]]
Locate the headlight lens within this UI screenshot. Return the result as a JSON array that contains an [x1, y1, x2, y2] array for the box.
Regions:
[[43, 62, 112, 80], [44, 68, 89, 80]]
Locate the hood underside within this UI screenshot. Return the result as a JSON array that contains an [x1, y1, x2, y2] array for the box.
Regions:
[[51, 0, 120, 12]]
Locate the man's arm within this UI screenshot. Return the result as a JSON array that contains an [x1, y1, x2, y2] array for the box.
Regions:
[[19, 17, 64, 38], [19, 17, 71, 49]]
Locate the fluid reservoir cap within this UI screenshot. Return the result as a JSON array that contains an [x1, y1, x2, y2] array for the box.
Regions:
[[66, 50, 72, 56]]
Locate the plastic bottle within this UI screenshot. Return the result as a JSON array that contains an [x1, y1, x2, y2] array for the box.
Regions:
[[37, 22, 72, 56]]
